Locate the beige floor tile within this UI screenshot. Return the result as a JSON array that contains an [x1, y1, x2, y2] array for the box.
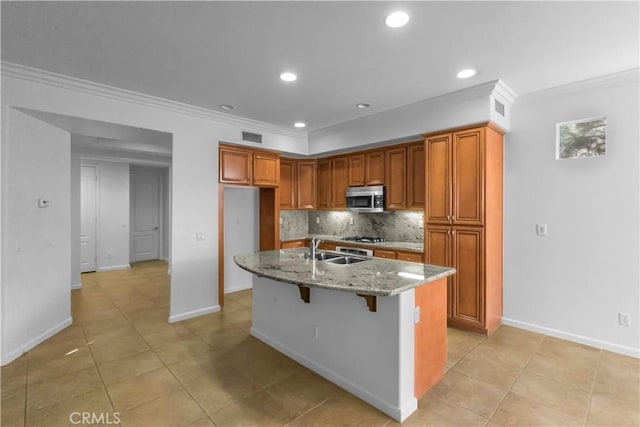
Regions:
[[155, 336, 215, 365], [27, 338, 89, 367], [80, 315, 131, 337], [1, 354, 27, 392], [90, 333, 151, 365], [511, 370, 591, 418], [97, 350, 165, 385], [196, 324, 250, 354], [141, 324, 196, 348], [491, 392, 584, 427], [485, 325, 544, 355], [594, 353, 640, 403], [536, 336, 601, 367], [82, 323, 140, 344], [265, 370, 338, 416], [431, 369, 508, 418], [210, 390, 302, 427], [447, 343, 474, 370], [74, 306, 127, 324], [180, 312, 231, 334], [525, 352, 598, 392], [453, 344, 526, 390], [25, 388, 114, 427], [106, 367, 182, 411], [27, 366, 104, 411], [586, 391, 640, 426], [1, 385, 26, 427], [447, 327, 485, 350], [230, 289, 253, 308], [188, 417, 216, 427], [27, 346, 96, 385], [392, 392, 487, 427], [119, 389, 207, 427]]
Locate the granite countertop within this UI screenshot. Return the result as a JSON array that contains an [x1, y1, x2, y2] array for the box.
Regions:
[[234, 248, 455, 297], [280, 235, 424, 253]]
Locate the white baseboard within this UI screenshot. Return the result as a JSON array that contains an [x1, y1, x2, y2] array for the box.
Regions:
[[251, 327, 416, 422], [97, 264, 130, 272], [1, 317, 73, 366], [224, 284, 253, 294], [168, 305, 220, 323], [502, 317, 640, 359], [71, 283, 82, 290]]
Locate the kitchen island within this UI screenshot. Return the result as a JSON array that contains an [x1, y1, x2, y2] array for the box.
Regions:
[[234, 248, 456, 422]]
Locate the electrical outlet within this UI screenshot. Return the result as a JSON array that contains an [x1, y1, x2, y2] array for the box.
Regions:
[[414, 307, 420, 324], [316, 216, 320, 224], [196, 232, 205, 241], [536, 223, 547, 236], [313, 324, 319, 339], [349, 217, 354, 225], [279, 217, 283, 225], [619, 312, 631, 326]]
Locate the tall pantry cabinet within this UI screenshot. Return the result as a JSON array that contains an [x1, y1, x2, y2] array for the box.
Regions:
[[424, 125, 504, 335]]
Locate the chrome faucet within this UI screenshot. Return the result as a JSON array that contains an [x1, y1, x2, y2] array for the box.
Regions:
[[309, 237, 322, 259]]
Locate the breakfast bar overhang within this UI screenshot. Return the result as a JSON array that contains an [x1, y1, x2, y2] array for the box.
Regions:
[[234, 248, 456, 422]]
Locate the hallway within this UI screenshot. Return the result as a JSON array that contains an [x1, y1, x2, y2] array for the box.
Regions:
[[1, 261, 638, 426]]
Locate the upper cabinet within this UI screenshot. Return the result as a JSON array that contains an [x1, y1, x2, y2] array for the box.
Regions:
[[348, 154, 366, 187], [279, 158, 296, 210], [219, 144, 279, 187], [297, 160, 317, 210], [365, 151, 385, 185], [332, 157, 348, 209], [317, 159, 332, 209], [385, 147, 407, 210], [219, 145, 252, 185], [407, 142, 425, 210]]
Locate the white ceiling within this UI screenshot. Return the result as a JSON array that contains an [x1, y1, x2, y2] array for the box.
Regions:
[[2, 1, 638, 132]]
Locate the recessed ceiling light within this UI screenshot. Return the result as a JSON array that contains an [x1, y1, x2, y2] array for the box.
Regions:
[[294, 122, 306, 128], [280, 72, 297, 82], [385, 11, 409, 28], [220, 104, 234, 111], [356, 103, 371, 109], [456, 69, 477, 79]]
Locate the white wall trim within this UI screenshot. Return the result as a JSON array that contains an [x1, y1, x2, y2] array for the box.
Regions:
[[1, 61, 306, 140], [224, 284, 253, 294], [251, 326, 416, 422], [1, 317, 72, 366], [71, 283, 82, 290], [96, 264, 130, 273], [168, 305, 220, 323], [502, 317, 640, 359]]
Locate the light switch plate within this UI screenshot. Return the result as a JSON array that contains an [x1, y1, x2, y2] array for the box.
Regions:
[[536, 224, 547, 236]]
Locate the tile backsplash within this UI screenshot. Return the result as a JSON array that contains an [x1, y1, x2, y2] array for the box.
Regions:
[[281, 210, 424, 242]]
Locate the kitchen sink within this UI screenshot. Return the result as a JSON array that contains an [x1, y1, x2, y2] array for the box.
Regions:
[[324, 256, 368, 265], [311, 252, 342, 261]]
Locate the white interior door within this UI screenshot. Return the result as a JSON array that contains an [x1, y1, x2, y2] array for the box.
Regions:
[[131, 171, 160, 263], [80, 166, 97, 273]]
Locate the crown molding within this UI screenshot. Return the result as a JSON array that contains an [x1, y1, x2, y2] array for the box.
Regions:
[[492, 79, 518, 106], [1, 61, 307, 140], [517, 68, 639, 103]]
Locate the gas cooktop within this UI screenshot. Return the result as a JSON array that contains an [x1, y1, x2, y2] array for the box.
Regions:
[[342, 236, 387, 243]]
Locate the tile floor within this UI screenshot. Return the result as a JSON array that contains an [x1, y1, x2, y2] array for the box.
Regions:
[[1, 260, 638, 426]]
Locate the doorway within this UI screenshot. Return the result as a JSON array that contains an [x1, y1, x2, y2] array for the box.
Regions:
[[130, 168, 163, 263]]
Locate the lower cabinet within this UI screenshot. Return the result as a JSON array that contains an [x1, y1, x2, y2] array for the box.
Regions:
[[396, 251, 423, 263], [374, 249, 396, 259], [281, 239, 306, 249]]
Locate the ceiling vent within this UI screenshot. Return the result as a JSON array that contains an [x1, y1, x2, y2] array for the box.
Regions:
[[242, 131, 262, 144], [494, 100, 505, 117]]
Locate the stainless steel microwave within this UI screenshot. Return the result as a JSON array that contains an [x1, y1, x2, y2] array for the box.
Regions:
[[346, 186, 385, 213]]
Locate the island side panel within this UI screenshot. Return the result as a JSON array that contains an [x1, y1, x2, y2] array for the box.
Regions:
[[414, 277, 447, 397], [251, 276, 417, 422]]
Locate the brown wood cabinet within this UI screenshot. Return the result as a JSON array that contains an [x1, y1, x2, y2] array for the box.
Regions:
[[424, 124, 504, 335], [219, 146, 252, 185], [297, 161, 317, 210], [374, 249, 396, 259], [348, 154, 365, 186], [385, 147, 407, 210], [365, 151, 385, 185], [407, 142, 425, 210], [396, 250, 423, 263], [317, 159, 332, 209], [318, 242, 336, 251], [279, 158, 296, 210], [281, 239, 306, 249], [332, 157, 348, 209], [219, 144, 279, 187]]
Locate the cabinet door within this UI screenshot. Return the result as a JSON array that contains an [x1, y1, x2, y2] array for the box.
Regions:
[[317, 159, 332, 209], [452, 128, 484, 226], [425, 226, 452, 318], [220, 146, 252, 185], [253, 153, 279, 187], [332, 157, 348, 209], [365, 151, 385, 185], [281, 240, 305, 249], [348, 154, 366, 186], [407, 142, 425, 210], [318, 242, 336, 251], [425, 134, 452, 224], [297, 161, 317, 210], [451, 227, 484, 329], [374, 249, 396, 259], [385, 147, 407, 210], [279, 158, 296, 210]]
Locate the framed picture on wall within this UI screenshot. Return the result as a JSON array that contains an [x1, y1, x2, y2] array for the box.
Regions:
[[556, 116, 606, 159]]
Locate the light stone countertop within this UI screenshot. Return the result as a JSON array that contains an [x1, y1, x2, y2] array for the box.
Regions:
[[234, 248, 455, 297], [280, 235, 424, 253]]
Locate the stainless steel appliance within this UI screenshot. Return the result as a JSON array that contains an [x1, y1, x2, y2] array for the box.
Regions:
[[342, 236, 387, 243], [335, 246, 374, 257], [346, 186, 385, 213]]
